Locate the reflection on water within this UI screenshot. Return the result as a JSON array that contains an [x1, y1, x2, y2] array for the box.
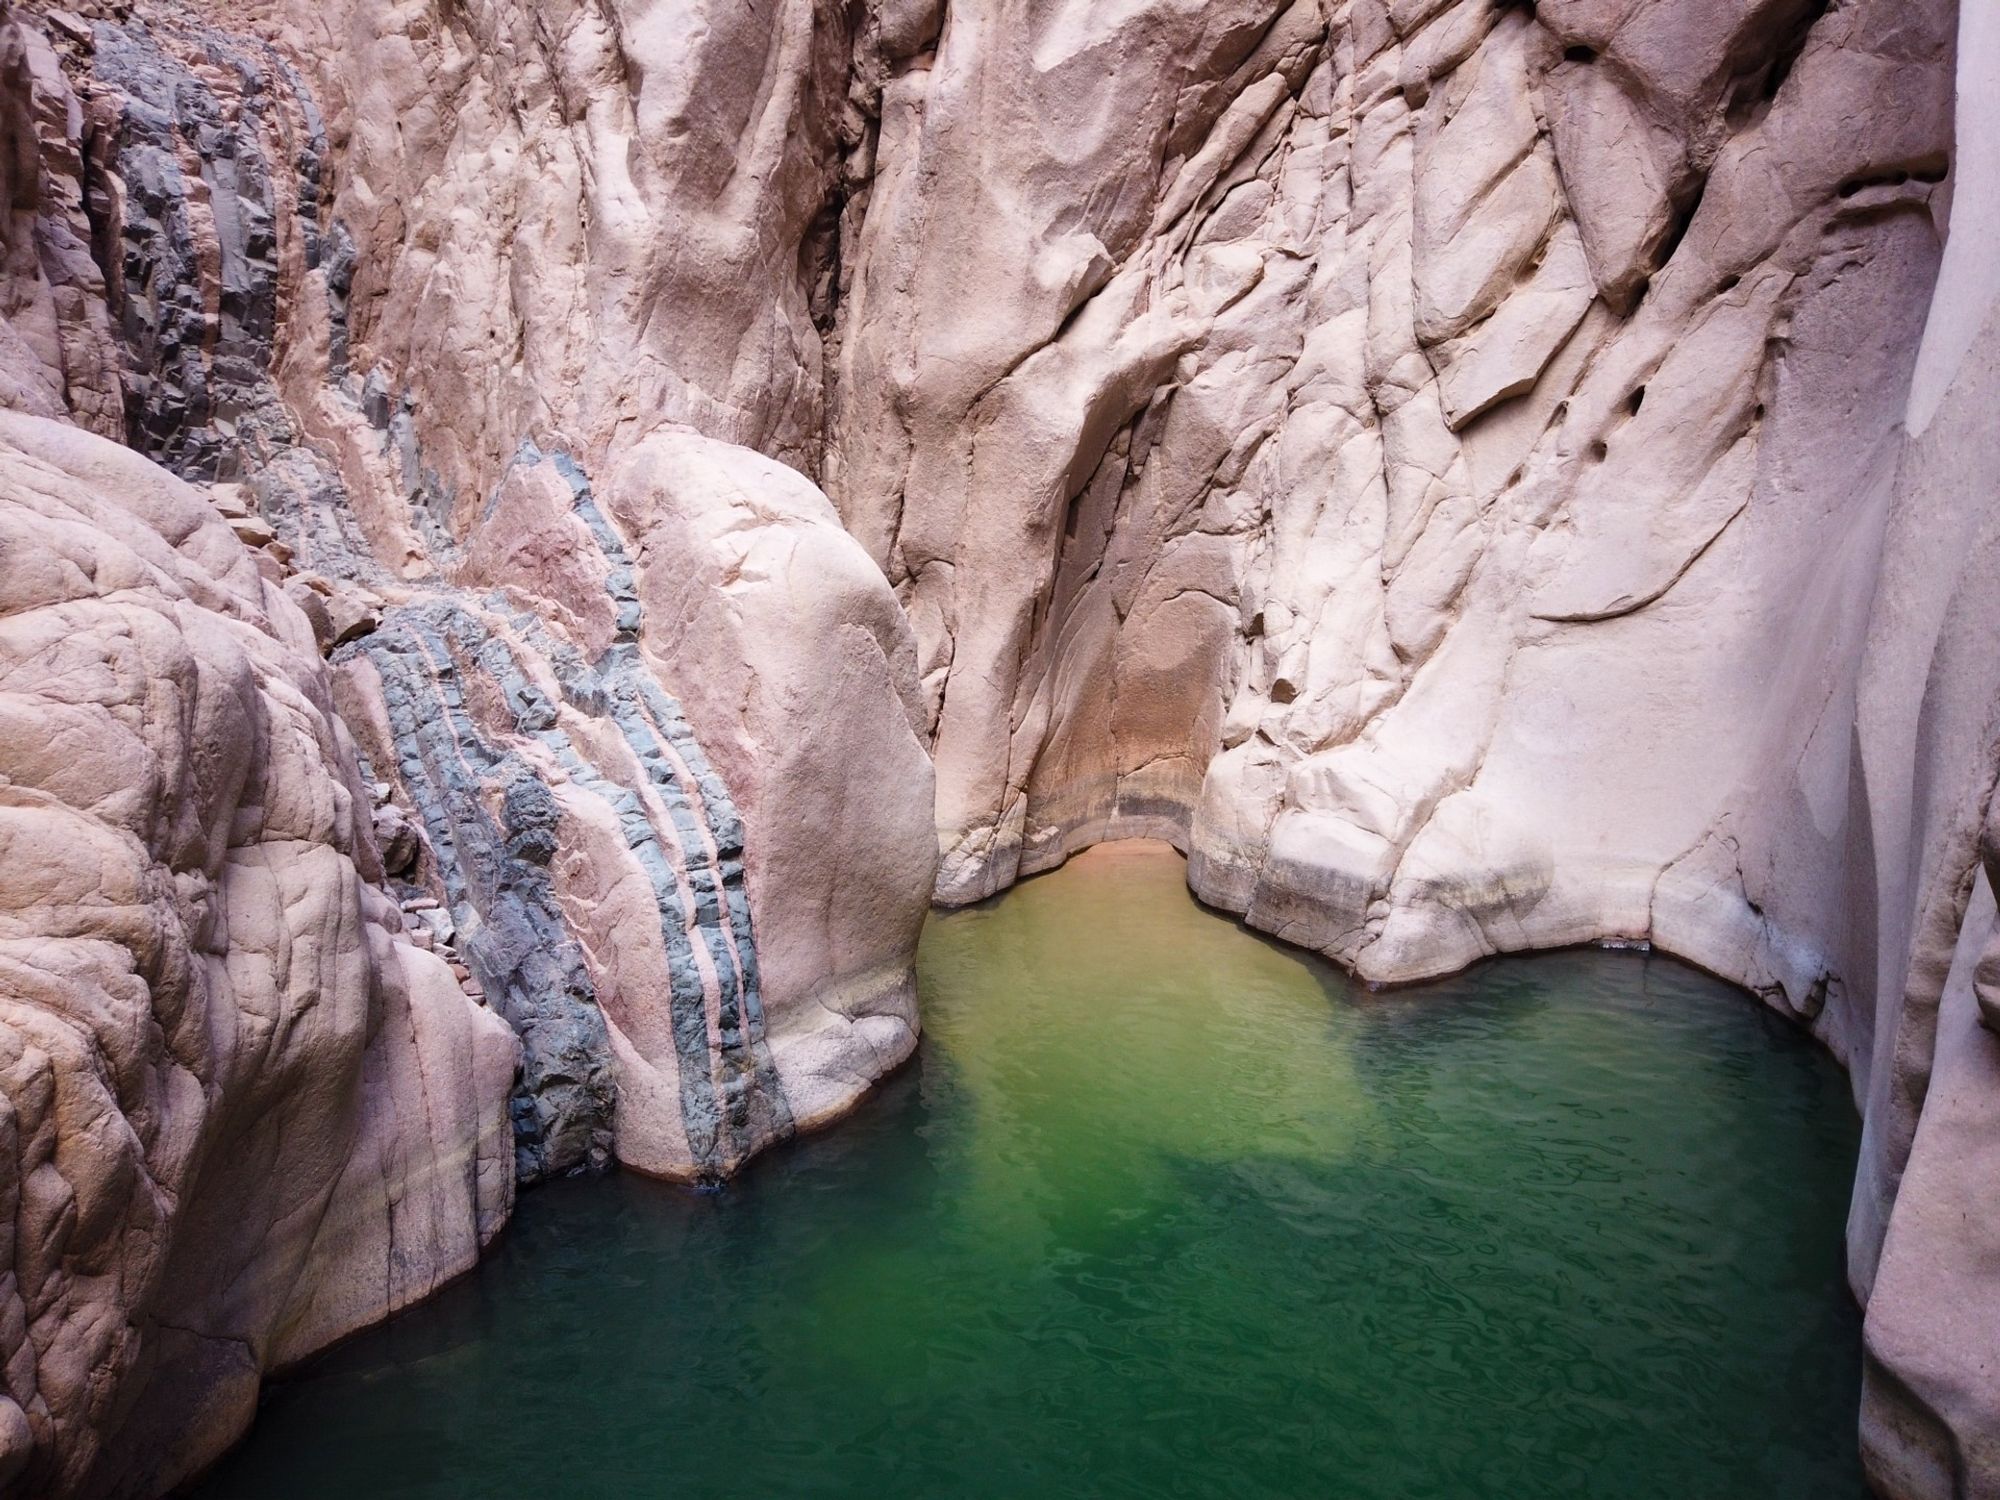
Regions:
[[191, 841, 1864, 1500]]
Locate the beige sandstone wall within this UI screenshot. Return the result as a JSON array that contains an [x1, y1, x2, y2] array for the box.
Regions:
[[812, 1, 1997, 1488], [1846, 12, 2000, 1483], [0, 0, 932, 1489], [0, 399, 517, 1497], [0, 0, 1996, 1493]]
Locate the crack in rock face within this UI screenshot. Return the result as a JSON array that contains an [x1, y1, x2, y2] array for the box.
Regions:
[[0, 2, 934, 1493], [0, 0, 1996, 1493]]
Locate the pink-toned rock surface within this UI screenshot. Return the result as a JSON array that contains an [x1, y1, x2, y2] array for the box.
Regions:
[[262, 0, 938, 1185], [811, 0, 1997, 1485], [0, 1, 932, 1490], [1, 0, 1998, 1493], [0, 404, 516, 1496]]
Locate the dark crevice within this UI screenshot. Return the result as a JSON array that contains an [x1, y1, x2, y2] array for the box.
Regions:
[[1836, 155, 1950, 199], [1724, 0, 1830, 129], [1653, 171, 1708, 275], [801, 180, 846, 338], [1762, 0, 1828, 99]]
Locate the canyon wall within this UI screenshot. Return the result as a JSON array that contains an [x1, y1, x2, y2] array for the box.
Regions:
[[828, 1, 1997, 1488], [0, 0, 1995, 1495], [0, 1, 934, 1492], [820, 3, 2000, 1486], [0, 18, 522, 1495]]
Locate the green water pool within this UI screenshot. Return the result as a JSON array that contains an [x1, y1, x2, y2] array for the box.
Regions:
[[190, 841, 1865, 1499]]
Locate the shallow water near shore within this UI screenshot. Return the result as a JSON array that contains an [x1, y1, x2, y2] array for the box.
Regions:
[[190, 841, 1865, 1500]]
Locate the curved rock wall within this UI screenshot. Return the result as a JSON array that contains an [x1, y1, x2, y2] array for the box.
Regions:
[[813, 1, 1997, 1488], [0, 401, 517, 1498], [1, 0, 1997, 1495], [1845, 21, 2000, 1481], [825, 0, 1956, 973], [0, 0, 933, 1491], [260, 0, 940, 1182], [3, 0, 939, 1195]]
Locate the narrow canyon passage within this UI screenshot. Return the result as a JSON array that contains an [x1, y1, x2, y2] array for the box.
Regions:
[[3, 0, 1996, 1491], [188, 844, 1862, 1500]]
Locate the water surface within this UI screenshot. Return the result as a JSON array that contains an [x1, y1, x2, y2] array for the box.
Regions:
[[193, 842, 1864, 1499]]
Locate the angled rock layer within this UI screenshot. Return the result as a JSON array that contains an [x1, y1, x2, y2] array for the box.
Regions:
[[0, 1, 935, 1492], [1, 0, 1998, 1496]]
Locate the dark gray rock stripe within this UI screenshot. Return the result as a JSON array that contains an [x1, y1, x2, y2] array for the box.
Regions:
[[628, 666, 771, 1051], [602, 649, 792, 1163], [250, 445, 391, 583], [91, 20, 294, 480], [495, 601, 795, 1171], [253, 47, 328, 271], [347, 606, 616, 1181], [437, 607, 732, 1177], [75, 20, 787, 1183], [506, 445, 792, 1153], [620, 665, 788, 1144]]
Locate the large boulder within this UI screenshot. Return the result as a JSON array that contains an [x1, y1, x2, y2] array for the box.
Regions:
[[0, 408, 517, 1497]]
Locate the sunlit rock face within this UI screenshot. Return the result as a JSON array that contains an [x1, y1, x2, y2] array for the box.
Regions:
[[1, 0, 1997, 1494], [814, 4, 1994, 1487], [0, 14, 500, 1497], [252, 0, 940, 1184], [824, 0, 1955, 980]]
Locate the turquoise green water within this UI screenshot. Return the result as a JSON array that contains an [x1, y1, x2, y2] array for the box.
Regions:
[[191, 842, 1865, 1500]]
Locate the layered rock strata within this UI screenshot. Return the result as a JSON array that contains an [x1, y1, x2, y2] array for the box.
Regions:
[[0, 1, 934, 1492], [1, 0, 1998, 1496], [3, 0, 938, 1190]]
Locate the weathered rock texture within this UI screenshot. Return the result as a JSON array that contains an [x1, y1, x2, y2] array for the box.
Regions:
[[0, 0, 933, 1492], [0, 398, 518, 1496], [257, 0, 935, 1184], [1, 0, 1997, 1494], [813, 0, 1998, 1488]]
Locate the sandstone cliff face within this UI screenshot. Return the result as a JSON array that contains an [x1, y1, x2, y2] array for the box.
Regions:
[[0, 398, 517, 1496], [3, 0, 938, 1195], [824, 0, 1954, 972], [1, 12, 511, 1495], [807, 0, 1993, 1487], [0, 0, 933, 1489], [0, 0, 1996, 1494], [257, 0, 938, 1183]]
